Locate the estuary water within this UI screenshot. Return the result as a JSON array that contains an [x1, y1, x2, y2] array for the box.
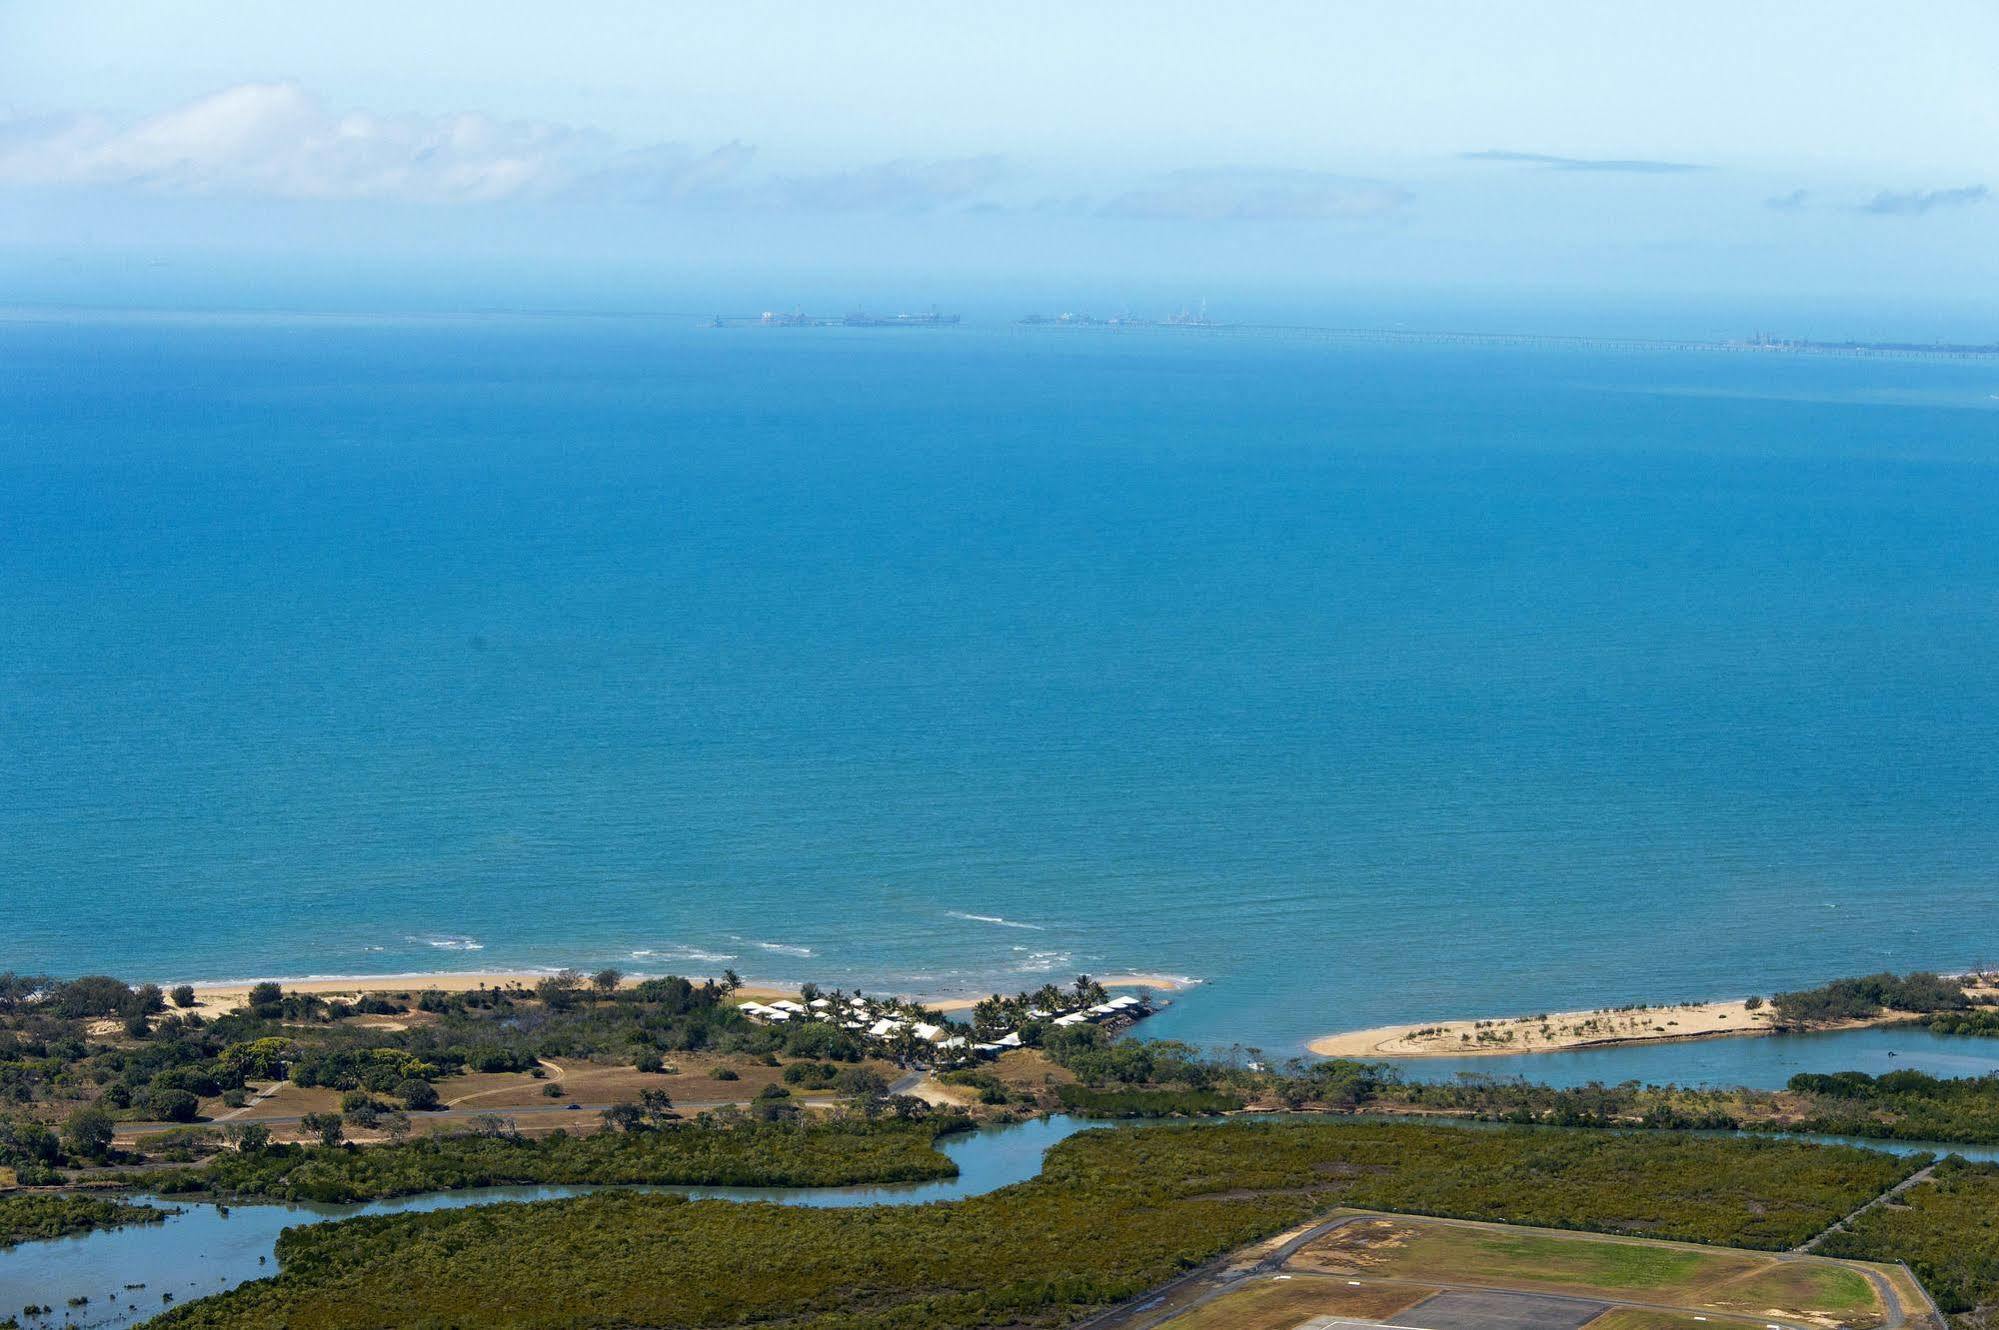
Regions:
[[4, 310, 1998, 1064], [0, 1115, 1103, 1329]]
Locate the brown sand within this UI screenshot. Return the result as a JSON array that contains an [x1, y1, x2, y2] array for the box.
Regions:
[[1308, 976, 1998, 1059]]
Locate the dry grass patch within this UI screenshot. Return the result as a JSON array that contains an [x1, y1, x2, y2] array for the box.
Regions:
[[1167, 1275, 1434, 1330]]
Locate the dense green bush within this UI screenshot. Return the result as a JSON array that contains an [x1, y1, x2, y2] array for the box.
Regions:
[[0, 1194, 167, 1248], [1818, 1157, 1999, 1320], [1771, 972, 1973, 1025], [145, 1118, 1918, 1330], [129, 1117, 960, 1203]]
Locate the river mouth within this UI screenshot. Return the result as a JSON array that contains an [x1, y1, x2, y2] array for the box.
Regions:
[[7, 1111, 1999, 1330]]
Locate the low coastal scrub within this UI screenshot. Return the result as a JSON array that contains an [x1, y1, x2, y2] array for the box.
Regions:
[[0, 1193, 168, 1248], [1054, 1084, 1244, 1117], [1817, 1157, 1999, 1324], [1780, 1071, 1999, 1144], [1769, 971, 1982, 1026], [1930, 1009, 1999, 1039], [144, 1119, 1918, 1330], [126, 1116, 962, 1204]]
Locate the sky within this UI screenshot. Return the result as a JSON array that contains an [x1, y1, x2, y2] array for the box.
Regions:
[[2, 1, 1996, 330]]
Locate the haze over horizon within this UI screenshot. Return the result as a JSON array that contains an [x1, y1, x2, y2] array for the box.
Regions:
[[3, 2, 1997, 336]]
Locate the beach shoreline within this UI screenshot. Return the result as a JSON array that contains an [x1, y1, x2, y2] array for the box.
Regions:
[[1308, 976, 1998, 1060], [180, 969, 1191, 1020]]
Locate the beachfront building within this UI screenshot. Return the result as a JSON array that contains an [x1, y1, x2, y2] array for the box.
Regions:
[[732, 983, 1155, 1065]]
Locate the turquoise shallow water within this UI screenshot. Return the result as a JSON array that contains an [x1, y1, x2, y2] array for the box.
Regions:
[[4, 313, 1998, 1063]]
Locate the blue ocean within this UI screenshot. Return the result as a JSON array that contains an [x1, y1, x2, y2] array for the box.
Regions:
[[5, 311, 1998, 1076]]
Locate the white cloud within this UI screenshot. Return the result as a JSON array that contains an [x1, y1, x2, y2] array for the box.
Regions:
[[0, 83, 1010, 216], [0, 83, 592, 202], [0, 84, 1414, 228]]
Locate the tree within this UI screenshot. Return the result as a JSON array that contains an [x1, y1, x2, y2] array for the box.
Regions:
[[639, 1088, 676, 1126], [61, 1106, 116, 1161], [600, 1102, 644, 1133], [226, 1122, 271, 1153], [721, 968, 742, 994], [135, 983, 167, 1014], [397, 1078, 441, 1111], [144, 1088, 200, 1123], [219, 1036, 293, 1081], [378, 1111, 412, 1144], [51, 975, 135, 1018], [537, 972, 581, 1011], [835, 1066, 888, 1097], [299, 1112, 345, 1147], [170, 984, 197, 1009], [799, 981, 820, 1002], [1745, 995, 1765, 1011], [591, 967, 622, 993], [246, 982, 284, 1014]]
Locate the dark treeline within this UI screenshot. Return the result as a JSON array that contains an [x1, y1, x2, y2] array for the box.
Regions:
[[1769, 971, 1988, 1025], [0, 1193, 169, 1248], [125, 1114, 965, 1204]]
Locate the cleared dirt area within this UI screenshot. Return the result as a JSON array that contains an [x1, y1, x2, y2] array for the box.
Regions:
[[1286, 1219, 1882, 1330], [1165, 1275, 1434, 1330]]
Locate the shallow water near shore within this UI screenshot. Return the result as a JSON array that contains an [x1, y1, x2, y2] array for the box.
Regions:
[[1379, 1024, 1999, 1089], [6, 312, 1998, 1059]]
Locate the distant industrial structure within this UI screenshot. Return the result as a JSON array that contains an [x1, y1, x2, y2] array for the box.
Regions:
[[709, 309, 961, 329]]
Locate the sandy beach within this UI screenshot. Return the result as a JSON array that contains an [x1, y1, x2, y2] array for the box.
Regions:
[[183, 969, 1189, 1019], [1308, 976, 1999, 1059]]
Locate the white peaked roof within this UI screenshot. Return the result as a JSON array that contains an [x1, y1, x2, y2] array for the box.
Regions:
[[808, 998, 833, 1009], [765, 1009, 791, 1021], [769, 999, 807, 1013], [996, 1031, 1023, 1047], [938, 1036, 968, 1049], [867, 1018, 903, 1038], [910, 1022, 945, 1042], [1053, 1013, 1089, 1026], [1108, 995, 1141, 1007], [1089, 1002, 1119, 1015]]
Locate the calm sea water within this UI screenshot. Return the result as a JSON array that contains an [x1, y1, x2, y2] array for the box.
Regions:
[[5, 312, 1998, 1068]]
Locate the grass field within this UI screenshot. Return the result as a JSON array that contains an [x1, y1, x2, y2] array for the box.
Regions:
[[1289, 1218, 1882, 1328]]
